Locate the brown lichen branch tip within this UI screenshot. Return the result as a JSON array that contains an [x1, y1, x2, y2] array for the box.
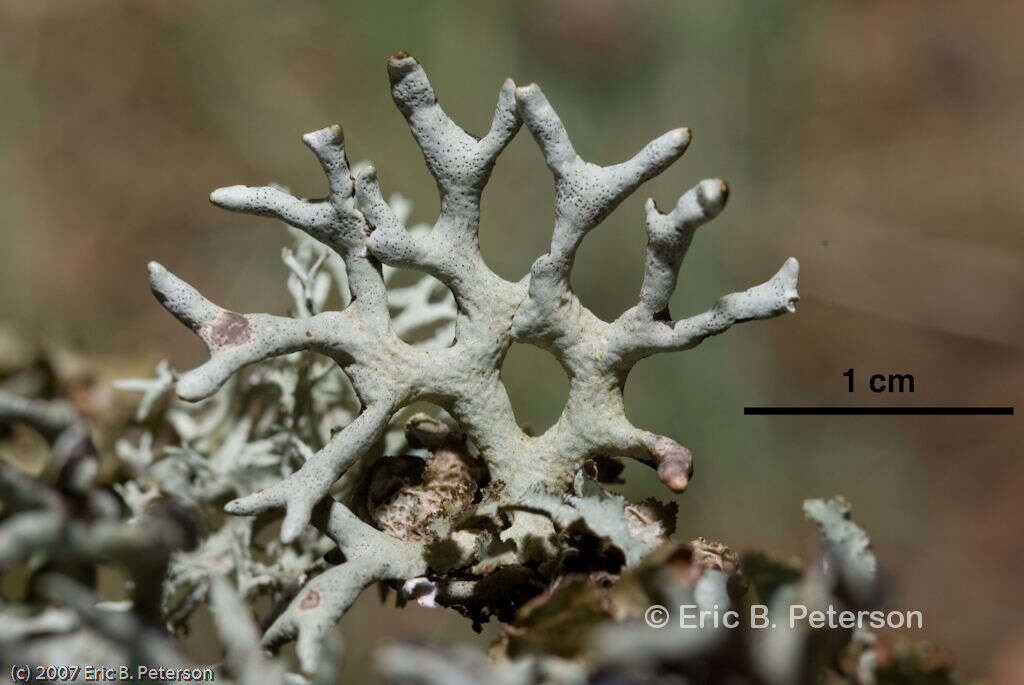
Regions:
[[651, 436, 694, 492], [145, 51, 799, 665]]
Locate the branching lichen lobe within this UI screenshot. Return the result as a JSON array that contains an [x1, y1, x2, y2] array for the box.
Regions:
[[146, 52, 799, 670]]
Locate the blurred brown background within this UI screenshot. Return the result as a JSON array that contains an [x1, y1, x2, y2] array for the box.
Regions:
[[1, 0, 1021, 680]]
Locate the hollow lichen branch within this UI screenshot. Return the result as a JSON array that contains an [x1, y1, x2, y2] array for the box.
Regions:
[[145, 52, 799, 668]]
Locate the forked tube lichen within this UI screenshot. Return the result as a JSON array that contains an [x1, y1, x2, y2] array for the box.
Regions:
[[146, 52, 799, 670]]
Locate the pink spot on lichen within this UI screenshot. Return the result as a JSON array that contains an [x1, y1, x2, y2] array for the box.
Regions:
[[206, 311, 251, 347], [299, 589, 321, 610]]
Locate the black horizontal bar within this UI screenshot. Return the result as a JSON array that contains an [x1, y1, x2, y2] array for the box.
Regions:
[[744, 407, 1013, 416]]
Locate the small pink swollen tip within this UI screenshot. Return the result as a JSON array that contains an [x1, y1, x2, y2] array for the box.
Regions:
[[653, 438, 693, 493], [658, 461, 691, 492]]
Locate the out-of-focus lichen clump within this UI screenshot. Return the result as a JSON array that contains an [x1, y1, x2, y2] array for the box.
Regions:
[[0, 53, 960, 685], [379, 500, 959, 685], [0, 382, 336, 683]]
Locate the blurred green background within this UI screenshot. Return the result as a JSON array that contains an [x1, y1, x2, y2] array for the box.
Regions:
[[1, 0, 1022, 680]]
